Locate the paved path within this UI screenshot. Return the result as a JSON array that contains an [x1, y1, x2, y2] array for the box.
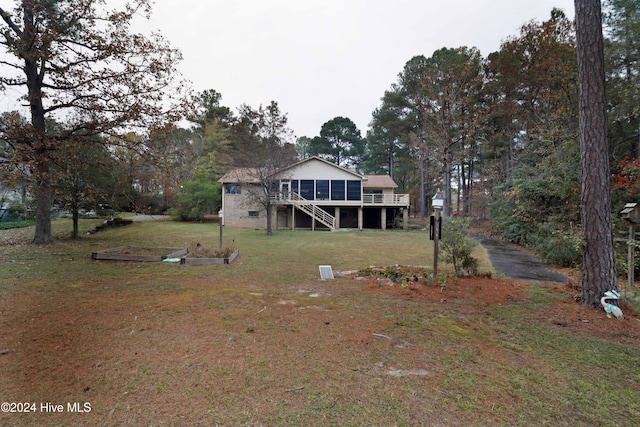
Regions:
[[472, 234, 569, 283]]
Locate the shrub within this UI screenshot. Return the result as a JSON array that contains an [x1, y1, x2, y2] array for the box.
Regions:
[[440, 217, 479, 277], [491, 192, 583, 268], [529, 221, 582, 268], [170, 176, 221, 221], [490, 198, 533, 245]]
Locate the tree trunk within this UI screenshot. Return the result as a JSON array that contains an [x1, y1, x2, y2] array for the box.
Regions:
[[72, 197, 80, 239], [23, 4, 52, 244], [575, 0, 617, 306], [457, 164, 462, 215], [388, 141, 394, 180], [266, 200, 273, 236], [419, 153, 426, 220], [444, 147, 453, 217], [33, 153, 53, 244], [72, 211, 79, 239], [29, 83, 53, 244], [463, 160, 474, 216]]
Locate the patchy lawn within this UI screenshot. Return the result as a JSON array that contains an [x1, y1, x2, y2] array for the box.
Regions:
[[1, 221, 639, 426]]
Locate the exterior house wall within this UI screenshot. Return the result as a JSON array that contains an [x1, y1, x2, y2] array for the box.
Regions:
[[221, 183, 264, 228], [219, 157, 409, 231], [285, 160, 358, 180], [276, 159, 364, 211]]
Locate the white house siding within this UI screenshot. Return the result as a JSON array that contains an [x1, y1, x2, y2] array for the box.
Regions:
[[284, 159, 360, 181], [282, 159, 363, 207]]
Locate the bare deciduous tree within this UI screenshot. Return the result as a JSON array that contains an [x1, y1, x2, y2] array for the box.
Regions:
[[232, 102, 297, 236]]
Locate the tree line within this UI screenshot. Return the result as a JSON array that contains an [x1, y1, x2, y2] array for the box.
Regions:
[[361, 1, 637, 275]]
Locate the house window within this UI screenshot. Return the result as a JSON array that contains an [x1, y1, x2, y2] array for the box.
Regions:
[[347, 180, 361, 201], [248, 211, 259, 217], [316, 180, 329, 200], [300, 180, 314, 200], [291, 180, 299, 193], [225, 185, 241, 194], [331, 180, 345, 200]]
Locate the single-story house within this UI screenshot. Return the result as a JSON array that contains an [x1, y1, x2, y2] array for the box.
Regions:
[[218, 156, 410, 231]]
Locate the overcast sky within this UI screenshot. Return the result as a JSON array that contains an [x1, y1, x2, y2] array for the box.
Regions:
[[144, 0, 576, 139], [2, 0, 577, 140]]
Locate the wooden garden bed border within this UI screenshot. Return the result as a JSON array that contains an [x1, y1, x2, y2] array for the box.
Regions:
[[91, 246, 188, 262], [179, 249, 239, 265]]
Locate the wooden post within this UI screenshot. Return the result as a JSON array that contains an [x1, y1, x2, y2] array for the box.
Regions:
[[620, 203, 639, 289], [291, 206, 296, 231], [403, 207, 408, 230], [629, 222, 635, 289], [218, 210, 223, 250], [433, 208, 440, 281], [381, 208, 387, 230]]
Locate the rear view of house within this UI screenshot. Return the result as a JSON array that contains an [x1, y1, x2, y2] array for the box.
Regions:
[[219, 157, 410, 231]]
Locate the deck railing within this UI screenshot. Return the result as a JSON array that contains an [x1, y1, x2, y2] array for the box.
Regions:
[[362, 194, 410, 206], [273, 192, 409, 206], [274, 192, 335, 229]]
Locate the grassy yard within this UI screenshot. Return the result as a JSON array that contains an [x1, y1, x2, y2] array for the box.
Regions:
[[0, 218, 639, 426]]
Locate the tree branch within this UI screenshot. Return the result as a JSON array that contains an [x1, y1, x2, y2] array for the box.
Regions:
[[0, 7, 24, 39]]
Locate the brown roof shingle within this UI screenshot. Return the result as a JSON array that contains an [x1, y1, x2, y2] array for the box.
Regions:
[[218, 168, 260, 184], [363, 175, 397, 189]]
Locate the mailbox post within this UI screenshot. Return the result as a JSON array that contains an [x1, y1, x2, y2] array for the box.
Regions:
[[620, 203, 640, 289], [218, 210, 224, 250], [432, 191, 444, 281]]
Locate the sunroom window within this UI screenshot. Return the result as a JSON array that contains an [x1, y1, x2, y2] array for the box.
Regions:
[[316, 180, 329, 200]]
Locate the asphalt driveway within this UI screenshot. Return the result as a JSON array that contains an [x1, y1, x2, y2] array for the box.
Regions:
[[472, 234, 569, 283]]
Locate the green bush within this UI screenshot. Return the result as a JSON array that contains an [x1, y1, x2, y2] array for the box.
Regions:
[[169, 175, 221, 221], [491, 191, 582, 268], [615, 237, 640, 283], [532, 232, 582, 267], [526, 221, 582, 268], [440, 217, 479, 277], [502, 222, 534, 245], [490, 198, 533, 245]]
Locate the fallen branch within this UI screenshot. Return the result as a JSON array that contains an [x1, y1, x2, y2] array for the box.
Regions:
[[187, 362, 205, 371], [285, 386, 305, 392], [108, 402, 119, 416], [372, 333, 392, 340]]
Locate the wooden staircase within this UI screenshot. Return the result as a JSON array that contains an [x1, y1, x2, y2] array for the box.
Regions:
[[286, 192, 336, 230]]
